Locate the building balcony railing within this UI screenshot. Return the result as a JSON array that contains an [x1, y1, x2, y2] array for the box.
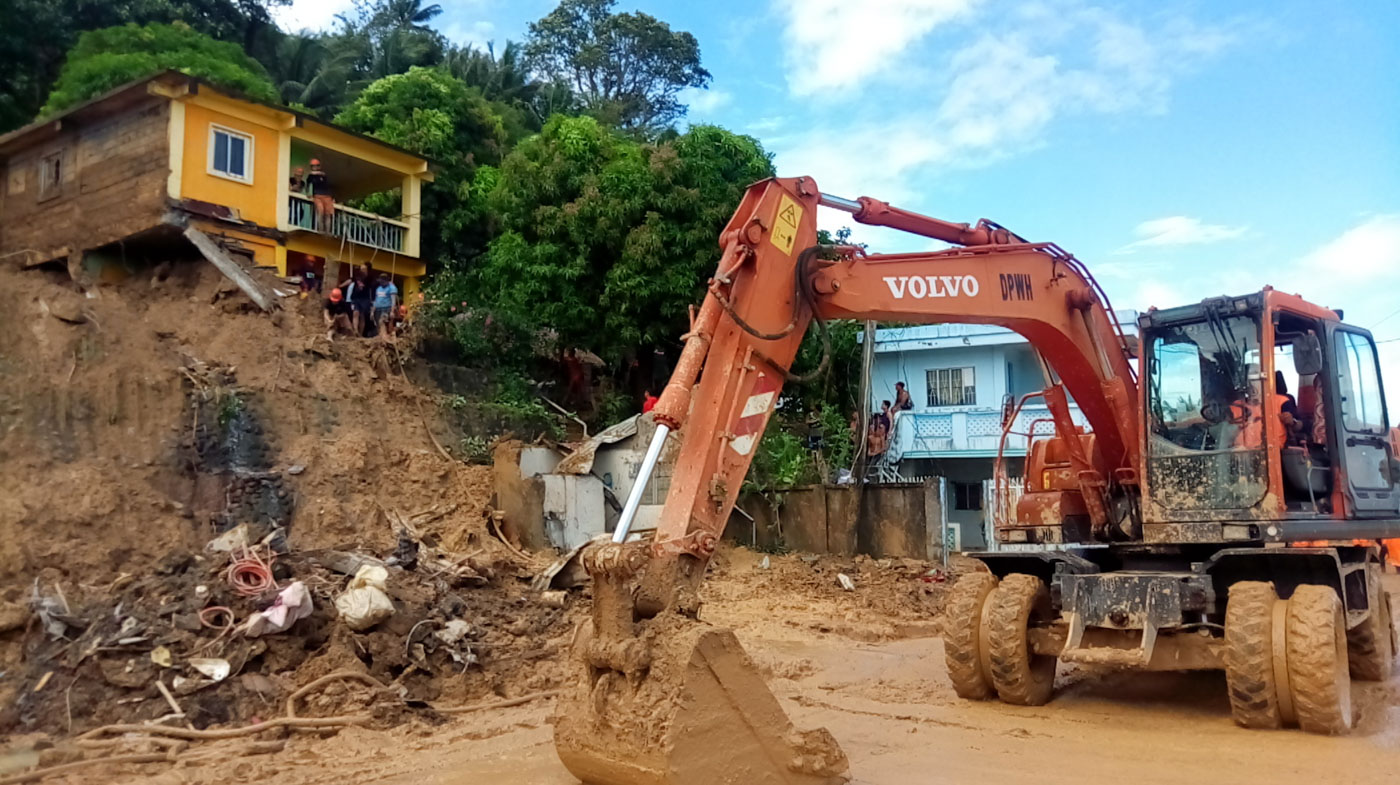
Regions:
[[288, 194, 408, 253], [892, 404, 1089, 459]]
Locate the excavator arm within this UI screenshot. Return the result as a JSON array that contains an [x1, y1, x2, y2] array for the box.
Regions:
[[553, 176, 1141, 785]]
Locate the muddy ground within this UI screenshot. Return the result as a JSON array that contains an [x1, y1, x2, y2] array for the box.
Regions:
[[3, 257, 1398, 784], [42, 554, 1397, 785]]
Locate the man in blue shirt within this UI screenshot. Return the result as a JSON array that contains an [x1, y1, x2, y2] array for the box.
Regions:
[[372, 273, 399, 338]]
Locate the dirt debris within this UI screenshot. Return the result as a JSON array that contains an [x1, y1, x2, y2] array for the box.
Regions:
[[0, 257, 578, 756]]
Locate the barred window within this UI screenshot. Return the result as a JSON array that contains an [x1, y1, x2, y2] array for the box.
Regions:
[[926, 367, 976, 407]]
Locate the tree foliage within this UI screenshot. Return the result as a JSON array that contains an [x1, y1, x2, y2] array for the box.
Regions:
[[525, 0, 710, 133], [41, 22, 279, 116], [1, 0, 286, 131], [440, 116, 773, 363], [334, 66, 508, 260]]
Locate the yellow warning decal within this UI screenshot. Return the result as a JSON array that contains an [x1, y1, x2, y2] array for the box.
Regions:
[[771, 194, 801, 256]]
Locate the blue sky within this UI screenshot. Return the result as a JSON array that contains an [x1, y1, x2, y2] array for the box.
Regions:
[[277, 0, 1400, 388]]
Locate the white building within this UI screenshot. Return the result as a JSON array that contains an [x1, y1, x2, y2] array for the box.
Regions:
[[867, 311, 1138, 549]]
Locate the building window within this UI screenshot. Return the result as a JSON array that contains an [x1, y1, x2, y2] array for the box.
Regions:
[[209, 125, 253, 183], [952, 481, 983, 511], [38, 151, 62, 201], [927, 367, 976, 407]]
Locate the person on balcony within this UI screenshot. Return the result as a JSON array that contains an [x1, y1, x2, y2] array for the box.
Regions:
[[289, 165, 309, 196], [894, 381, 914, 412], [308, 159, 333, 233]]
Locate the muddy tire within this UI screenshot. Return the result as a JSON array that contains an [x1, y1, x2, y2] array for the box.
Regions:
[[1286, 584, 1353, 735], [1346, 565, 1395, 682], [1223, 581, 1282, 729], [986, 573, 1056, 706], [943, 572, 999, 699]]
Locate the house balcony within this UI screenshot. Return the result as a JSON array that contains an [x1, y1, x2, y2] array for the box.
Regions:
[[288, 193, 408, 253], [891, 404, 1090, 460]]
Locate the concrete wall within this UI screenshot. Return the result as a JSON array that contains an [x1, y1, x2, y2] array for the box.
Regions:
[[491, 442, 558, 551], [1, 97, 171, 265], [731, 481, 943, 560]]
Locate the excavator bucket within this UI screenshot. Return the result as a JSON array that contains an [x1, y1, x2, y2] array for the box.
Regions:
[[553, 543, 848, 785]]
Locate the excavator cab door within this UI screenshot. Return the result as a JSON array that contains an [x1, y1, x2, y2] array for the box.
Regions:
[[1325, 326, 1400, 515]]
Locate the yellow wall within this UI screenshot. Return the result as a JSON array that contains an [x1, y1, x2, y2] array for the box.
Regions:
[[190, 220, 280, 270], [285, 233, 426, 279], [180, 103, 280, 228]]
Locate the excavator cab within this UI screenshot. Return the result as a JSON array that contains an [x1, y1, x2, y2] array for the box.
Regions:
[[1140, 289, 1400, 531]]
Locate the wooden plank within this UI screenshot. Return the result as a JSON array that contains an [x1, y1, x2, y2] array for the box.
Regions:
[[183, 226, 279, 312]]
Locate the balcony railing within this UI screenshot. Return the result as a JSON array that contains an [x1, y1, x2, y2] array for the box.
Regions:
[[288, 194, 408, 253], [892, 404, 1089, 458]]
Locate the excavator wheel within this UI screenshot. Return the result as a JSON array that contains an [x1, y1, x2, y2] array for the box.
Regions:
[[1346, 563, 1395, 682], [1286, 584, 1354, 735], [943, 572, 999, 700], [1223, 581, 1283, 729], [985, 573, 1057, 706]]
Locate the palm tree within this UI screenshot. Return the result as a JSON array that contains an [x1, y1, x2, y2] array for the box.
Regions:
[[371, 0, 444, 34], [265, 33, 361, 116]]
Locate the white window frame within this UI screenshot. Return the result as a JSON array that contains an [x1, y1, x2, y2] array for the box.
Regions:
[[926, 366, 977, 407], [207, 124, 254, 185], [37, 150, 63, 201]]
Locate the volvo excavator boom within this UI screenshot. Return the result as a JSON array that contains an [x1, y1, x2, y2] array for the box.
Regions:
[[554, 176, 1144, 785], [553, 176, 1399, 784]]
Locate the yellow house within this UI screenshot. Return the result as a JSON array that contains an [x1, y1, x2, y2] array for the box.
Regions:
[[0, 71, 434, 297]]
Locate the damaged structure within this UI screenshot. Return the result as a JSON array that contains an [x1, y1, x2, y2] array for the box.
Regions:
[[0, 70, 434, 297]]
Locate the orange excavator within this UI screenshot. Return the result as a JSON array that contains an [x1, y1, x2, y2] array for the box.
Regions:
[[553, 177, 1400, 784]]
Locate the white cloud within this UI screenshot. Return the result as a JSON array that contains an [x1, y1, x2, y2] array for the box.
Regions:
[[679, 87, 732, 116], [774, 0, 978, 96], [442, 20, 497, 51], [271, 0, 354, 32], [770, 1, 1236, 242], [1118, 216, 1248, 251], [1297, 214, 1400, 281]]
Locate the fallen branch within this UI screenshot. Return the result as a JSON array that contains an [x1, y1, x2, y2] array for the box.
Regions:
[[433, 689, 560, 715], [0, 753, 172, 785]]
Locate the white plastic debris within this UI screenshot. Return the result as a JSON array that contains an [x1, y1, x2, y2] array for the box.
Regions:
[[334, 565, 394, 632], [188, 658, 231, 682], [837, 573, 855, 592], [243, 581, 313, 637], [206, 524, 252, 554], [759, 555, 771, 570], [434, 619, 473, 645]]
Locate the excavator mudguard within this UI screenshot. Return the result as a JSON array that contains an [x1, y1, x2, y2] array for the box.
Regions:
[[552, 542, 848, 785]]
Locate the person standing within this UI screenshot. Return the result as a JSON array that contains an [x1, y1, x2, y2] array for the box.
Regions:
[[351, 265, 375, 336], [372, 273, 399, 339], [307, 159, 333, 233]]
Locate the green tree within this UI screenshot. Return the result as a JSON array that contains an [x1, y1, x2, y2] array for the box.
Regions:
[[1, 0, 286, 131], [334, 66, 508, 261], [40, 22, 279, 116], [445, 116, 773, 363], [259, 32, 359, 115], [524, 0, 710, 133]]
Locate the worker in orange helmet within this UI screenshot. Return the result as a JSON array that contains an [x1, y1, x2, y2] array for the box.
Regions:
[[323, 287, 353, 340]]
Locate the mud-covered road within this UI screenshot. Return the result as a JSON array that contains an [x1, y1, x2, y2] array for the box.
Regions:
[[113, 557, 1400, 785]]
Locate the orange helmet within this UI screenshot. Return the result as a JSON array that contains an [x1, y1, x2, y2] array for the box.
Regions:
[[329, 287, 343, 302]]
